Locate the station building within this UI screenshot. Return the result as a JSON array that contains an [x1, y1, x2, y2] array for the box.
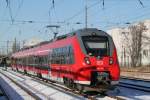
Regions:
[[107, 20, 150, 66]]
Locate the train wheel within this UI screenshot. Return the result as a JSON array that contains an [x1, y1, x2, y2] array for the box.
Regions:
[[65, 78, 70, 87], [63, 77, 67, 85], [37, 73, 42, 78], [69, 79, 76, 89], [16, 68, 18, 72], [24, 70, 27, 74], [63, 77, 75, 89], [77, 84, 84, 93]]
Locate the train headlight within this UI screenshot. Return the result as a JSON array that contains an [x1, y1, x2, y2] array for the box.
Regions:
[[84, 57, 91, 65], [109, 57, 113, 65]]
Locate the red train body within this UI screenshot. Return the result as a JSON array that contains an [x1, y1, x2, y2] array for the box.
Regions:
[[11, 28, 120, 91]]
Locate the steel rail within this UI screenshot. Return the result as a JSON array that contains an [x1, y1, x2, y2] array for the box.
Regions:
[[118, 82, 150, 92], [121, 76, 150, 82], [6, 68, 125, 100], [0, 83, 9, 100]]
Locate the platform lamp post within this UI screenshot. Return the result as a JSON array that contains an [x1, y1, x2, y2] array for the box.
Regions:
[[46, 25, 60, 39]]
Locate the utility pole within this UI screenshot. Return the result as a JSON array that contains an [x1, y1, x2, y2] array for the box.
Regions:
[[85, 0, 88, 28], [7, 40, 9, 55]]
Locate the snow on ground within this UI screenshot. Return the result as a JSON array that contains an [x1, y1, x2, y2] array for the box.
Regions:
[[0, 68, 115, 100], [0, 72, 35, 100]]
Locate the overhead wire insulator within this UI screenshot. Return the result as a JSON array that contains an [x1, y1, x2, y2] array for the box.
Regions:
[[52, 0, 55, 8], [5, 0, 9, 7], [102, 0, 105, 9], [138, 0, 144, 8]]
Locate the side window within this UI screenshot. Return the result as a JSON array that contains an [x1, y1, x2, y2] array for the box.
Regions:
[[51, 48, 56, 64], [69, 46, 74, 64], [66, 46, 70, 64], [27, 56, 29, 65], [55, 48, 58, 64], [49, 45, 74, 65], [62, 47, 65, 64], [57, 48, 60, 64], [49, 51, 53, 64], [43, 55, 48, 65]]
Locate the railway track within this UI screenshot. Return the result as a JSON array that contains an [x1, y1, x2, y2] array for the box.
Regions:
[[6, 69, 100, 100], [118, 77, 150, 93], [121, 71, 150, 80], [2, 68, 125, 100], [0, 84, 9, 100], [121, 76, 150, 82], [1, 68, 149, 100], [118, 82, 150, 92], [31, 76, 125, 100]]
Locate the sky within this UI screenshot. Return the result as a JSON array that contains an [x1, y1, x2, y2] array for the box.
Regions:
[[1, 0, 150, 52]]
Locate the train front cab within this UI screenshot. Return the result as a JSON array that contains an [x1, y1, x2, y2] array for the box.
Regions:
[[73, 29, 120, 91]]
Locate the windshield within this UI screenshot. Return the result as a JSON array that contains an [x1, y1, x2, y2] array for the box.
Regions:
[[82, 36, 109, 57], [86, 42, 107, 49]]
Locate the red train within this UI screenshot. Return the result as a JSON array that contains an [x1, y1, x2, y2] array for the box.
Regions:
[[11, 28, 120, 92]]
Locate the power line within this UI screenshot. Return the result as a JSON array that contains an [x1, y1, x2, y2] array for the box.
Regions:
[[0, 19, 65, 24], [85, 0, 88, 28], [85, 0, 147, 29], [13, 0, 24, 20], [64, 0, 103, 23], [48, 0, 64, 24], [125, 8, 150, 23], [7, 0, 14, 24]]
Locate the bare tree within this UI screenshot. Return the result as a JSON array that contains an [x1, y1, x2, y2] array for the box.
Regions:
[[123, 22, 147, 67]]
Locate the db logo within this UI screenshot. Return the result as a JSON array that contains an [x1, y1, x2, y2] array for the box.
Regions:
[[97, 61, 103, 65]]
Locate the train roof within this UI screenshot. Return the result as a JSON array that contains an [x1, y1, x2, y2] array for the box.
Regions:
[[22, 28, 109, 49], [11, 28, 111, 58], [74, 28, 110, 37]]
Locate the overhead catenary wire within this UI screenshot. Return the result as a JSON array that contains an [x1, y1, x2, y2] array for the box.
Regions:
[[0, 0, 24, 40], [13, 0, 24, 21], [0, 0, 149, 41], [7, 0, 14, 24], [48, 0, 64, 24], [86, 0, 147, 30], [64, 0, 103, 23]]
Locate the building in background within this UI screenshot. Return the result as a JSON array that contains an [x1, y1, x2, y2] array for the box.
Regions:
[[24, 38, 43, 47], [107, 20, 150, 67]]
